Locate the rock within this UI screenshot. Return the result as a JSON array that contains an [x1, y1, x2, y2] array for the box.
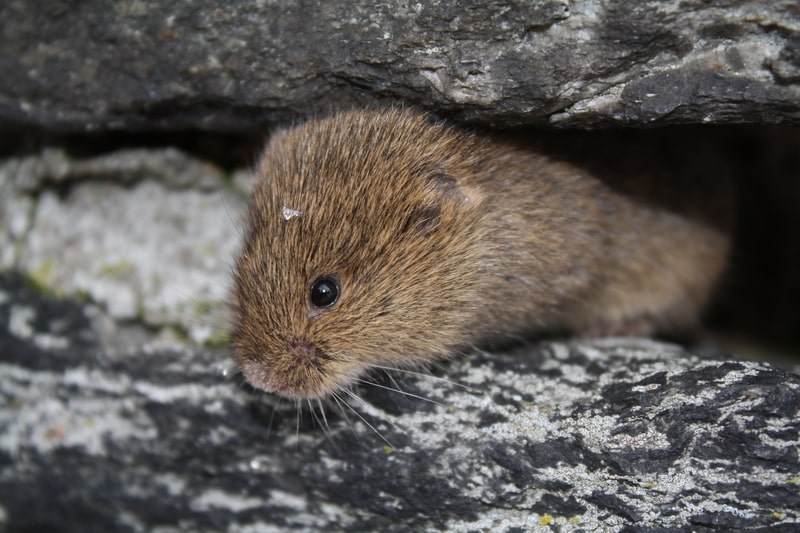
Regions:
[[2, 3, 797, 530], [1, 273, 798, 532], [0, 149, 248, 345], [0, 0, 798, 131], [6, 148, 228, 192]]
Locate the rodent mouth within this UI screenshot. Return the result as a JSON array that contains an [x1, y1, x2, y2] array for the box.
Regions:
[[236, 340, 345, 400]]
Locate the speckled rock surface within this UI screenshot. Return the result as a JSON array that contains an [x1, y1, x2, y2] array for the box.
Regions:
[[1, 0, 798, 131], [1, 274, 798, 532], [0, 149, 250, 344]]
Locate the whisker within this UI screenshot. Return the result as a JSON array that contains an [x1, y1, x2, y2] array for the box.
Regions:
[[340, 389, 394, 448], [384, 372, 408, 398], [344, 388, 412, 444], [307, 398, 337, 447], [306, 399, 317, 426], [305, 399, 323, 430], [370, 364, 473, 391], [295, 400, 301, 446], [316, 398, 330, 429], [219, 189, 245, 240], [330, 392, 363, 448], [356, 378, 442, 406], [319, 400, 341, 450], [219, 363, 241, 383], [265, 401, 277, 441]]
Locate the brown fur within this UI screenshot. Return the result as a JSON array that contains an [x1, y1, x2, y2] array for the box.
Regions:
[[233, 108, 731, 399]]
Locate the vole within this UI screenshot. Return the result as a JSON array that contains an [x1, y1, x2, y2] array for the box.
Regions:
[[233, 108, 732, 400]]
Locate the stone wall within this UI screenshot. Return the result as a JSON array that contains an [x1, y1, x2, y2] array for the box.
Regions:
[[1, 2, 799, 531]]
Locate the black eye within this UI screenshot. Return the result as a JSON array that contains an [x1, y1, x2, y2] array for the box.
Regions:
[[310, 276, 340, 308]]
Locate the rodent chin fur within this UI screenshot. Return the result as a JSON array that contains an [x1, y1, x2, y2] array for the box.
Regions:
[[233, 108, 731, 400]]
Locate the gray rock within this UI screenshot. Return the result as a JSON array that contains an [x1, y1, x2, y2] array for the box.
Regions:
[[1, 273, 798, 532], [1, 0, 798, 131], [5, 148, 228, 192], [0, 149, 248, 345]]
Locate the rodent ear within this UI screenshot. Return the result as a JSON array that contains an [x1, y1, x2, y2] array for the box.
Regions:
[[428, 169, 460, 196], [401, 167, 473, 238], [419, 166, 471, 204], [402, 204, 442, 237]]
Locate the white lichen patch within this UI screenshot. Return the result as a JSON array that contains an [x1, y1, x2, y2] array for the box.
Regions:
[[17, 177, 246, 345], [0, 148, 252, 346], [8, 304, 70, 350], [267, 489, 309, 512], [132, 381, 212, 404], [322, 340, 800, 530], [190, 489, 267, 512], [227, 522, 288, 533], [0, 164, 35, 269], [152, 473, 188, 497], [8, 305, 35, 338], [448, 507, 620, 533], [33, 332, 69, 350], [0, 364, 155, 456]]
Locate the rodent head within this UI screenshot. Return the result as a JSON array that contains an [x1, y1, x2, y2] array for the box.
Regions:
[[233, 108, 486, 400]]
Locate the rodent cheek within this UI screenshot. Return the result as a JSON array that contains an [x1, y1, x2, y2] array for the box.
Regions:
[[307, 305, 324, 319]]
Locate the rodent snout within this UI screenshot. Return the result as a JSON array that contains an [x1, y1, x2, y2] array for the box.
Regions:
[[236, 338, 336, 400], [288, 339, 332, 369]]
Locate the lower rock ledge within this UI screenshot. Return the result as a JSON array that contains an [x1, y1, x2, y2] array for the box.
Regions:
[[1, 273, 798, 532]]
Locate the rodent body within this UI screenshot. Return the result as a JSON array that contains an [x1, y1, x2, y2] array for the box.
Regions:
[[233, 108, 731, 400]]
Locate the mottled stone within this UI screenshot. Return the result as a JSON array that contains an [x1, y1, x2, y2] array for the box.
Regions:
[[0, 175, 33, 271], [0, 0, 798, 131], [0, 149, 248, 344], [1, 274, 798, 532]]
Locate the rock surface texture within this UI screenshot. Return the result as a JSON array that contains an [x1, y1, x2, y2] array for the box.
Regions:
[[1, 274, 799, 532], [1, 0, 799, 130], [2, 2, 800, 531], [0, 148, 250, 345]]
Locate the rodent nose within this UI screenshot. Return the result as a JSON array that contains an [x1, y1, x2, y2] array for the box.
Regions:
[[289, 340, 331, 368]]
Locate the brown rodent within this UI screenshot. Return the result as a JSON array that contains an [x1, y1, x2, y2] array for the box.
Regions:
[[233, 108, 732, 400]]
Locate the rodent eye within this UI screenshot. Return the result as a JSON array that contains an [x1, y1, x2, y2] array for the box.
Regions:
[[310, 276, 340, 308]]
